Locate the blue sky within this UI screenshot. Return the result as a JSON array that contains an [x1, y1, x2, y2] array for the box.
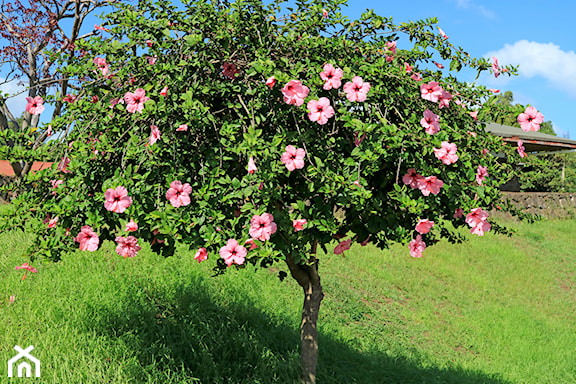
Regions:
[[2, 0, 575, 138], [342, 0, 576, 138]]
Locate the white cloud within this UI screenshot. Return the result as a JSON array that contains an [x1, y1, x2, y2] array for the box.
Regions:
[[451, 0, 495, 19], [486, 40, 576, 98], [552, 122, 569, 138]]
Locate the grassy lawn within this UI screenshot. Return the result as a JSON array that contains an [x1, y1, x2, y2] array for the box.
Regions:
[[1, 218, 575, 383]]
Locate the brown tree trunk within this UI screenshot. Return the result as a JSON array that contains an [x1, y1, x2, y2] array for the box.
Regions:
[[285, 253, 324, 384]]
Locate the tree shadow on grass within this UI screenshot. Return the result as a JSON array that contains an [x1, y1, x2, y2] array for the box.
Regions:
[[82, 274, 511, 384]]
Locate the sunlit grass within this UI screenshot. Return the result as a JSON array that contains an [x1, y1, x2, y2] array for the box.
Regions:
[[1, 218, 575, 383]]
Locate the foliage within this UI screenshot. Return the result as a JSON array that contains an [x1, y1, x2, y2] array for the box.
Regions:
[[3, 0, 521, 265], [518, 152, 576, 192], [0, 0, 111, 182]]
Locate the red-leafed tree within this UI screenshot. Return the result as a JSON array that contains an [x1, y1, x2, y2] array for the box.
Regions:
[[0, 0, 111, 183]]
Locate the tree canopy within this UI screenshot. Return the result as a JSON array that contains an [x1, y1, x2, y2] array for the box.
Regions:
[[3, 0, 536, 382]]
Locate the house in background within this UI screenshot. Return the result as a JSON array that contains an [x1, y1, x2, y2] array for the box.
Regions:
[[0, 160, 53, 203], [0, 160, 53, 176], [485, 122, 576, 192], [485, 122, 576, 153]]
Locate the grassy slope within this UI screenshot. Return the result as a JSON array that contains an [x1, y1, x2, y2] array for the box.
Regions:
[[0, 219, 575, 383]]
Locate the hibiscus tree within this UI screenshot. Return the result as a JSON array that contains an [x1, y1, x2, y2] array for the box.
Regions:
[[6, 1, 525, 383]]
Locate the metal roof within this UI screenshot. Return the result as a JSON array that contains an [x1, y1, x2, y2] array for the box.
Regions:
[[484, 122, 576, 152]]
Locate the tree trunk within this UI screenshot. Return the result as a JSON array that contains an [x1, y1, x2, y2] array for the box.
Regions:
[[285, 253, 324, 384]]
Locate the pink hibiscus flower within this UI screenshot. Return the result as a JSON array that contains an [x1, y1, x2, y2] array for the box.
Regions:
[[104, 186, 133, 213], [222, 63, 239, 79], [94, 24, 111, 32], [465, 208, 489, 228], [125, 219, 138, 232], [415, 219, 434, 235], [434, 62, 444, 69], [281, 80, 310, 106], [343, 76, 370, 102], [334, 239, 351, 255], [420, 109, 440, 134], [409, 235, 426, 258], [194, 248, 208, 263], [166, 180, 192, 208], [150, 125, 161, 145], [160, 86, 168, 96], [404, 62, 413, 73], [124, 88, 150, 113], [360, 235, 371, 246], [63, 94, 77, 103], [266, 76, 276, 89], [469, 111, 478, 121], [466, 208, 491, 236], [93, 57, 109, 76], [354, 132, 366, 147], [245, 239, 259, 251], [453, 208, 464, 218], [470, 220, 491, 236], [219, 239, 247, 266], [320, 63, 344, 90], [420, 81, 443, 103], [57, 156, 71, 174], [48, 216, 58, 228], [50, 179, 63, 190], [492, 56, 500, 78], [517, 140, 527, 158], [146, 39, 153, 47], [15, 263, 38, 281], [249, 213, 277, 241], [281, 145, 306, 171], [385, 41, 396, 62], [322, 8, 328, 18], [248, 156, 257, 174], [411, 72, 422, 81], [307, 97, 335, 125], [115, 236, 141, 258], [438, 90, 452, 109], [293, 219, 307, 232], [176, 124, 188, 132], [417, 176, 444, 196], [25, 96, 45, 115], [146, 55, 158, 65], [433, 141, 458, 165], [476, 165, 488, 185], [517, 106, 544, 132], [75, 225, 100, 251], [438, 27, 449, 39], [402, 168, 422, 189]]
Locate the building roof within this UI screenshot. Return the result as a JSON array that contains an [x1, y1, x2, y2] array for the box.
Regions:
[[484, 122, 576, 152], [0, 160, 53, 176]]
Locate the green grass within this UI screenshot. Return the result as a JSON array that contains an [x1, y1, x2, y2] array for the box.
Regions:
[[1, 219, 576, 383]]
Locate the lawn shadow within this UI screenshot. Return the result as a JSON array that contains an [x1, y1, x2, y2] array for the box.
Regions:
[[82, 272, 512, 384]]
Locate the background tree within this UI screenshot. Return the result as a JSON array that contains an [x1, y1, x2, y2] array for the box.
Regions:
[[481, 90, 576, 192], [3, 0, 525, 382], [0, 0, 111, 184]]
